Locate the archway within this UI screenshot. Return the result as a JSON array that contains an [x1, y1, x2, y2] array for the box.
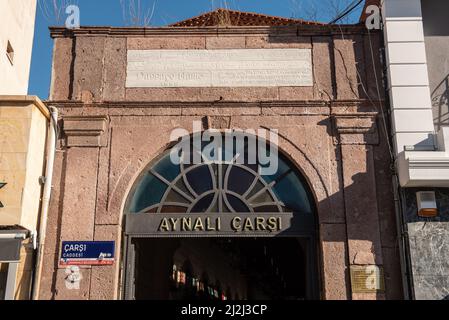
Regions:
[[122, 133, 320, 300]]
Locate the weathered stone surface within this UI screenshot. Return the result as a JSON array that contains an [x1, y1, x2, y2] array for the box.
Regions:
[[54, 268, 91, 300], [364, 33, 384, 101], [320, 223, 349, 300], [198, 87, 279, 102], [206, 116, 232, 129], [261, 106, 329, 115], [89, 265, 117, 300], [312, 37, 334, 100], [59, 148, 99, 241], [353, 35, 367, 99], [95, 144, 113, 225], [73, 37, 106, 102], [127, 37, 206, 49], [126, 88, 201, 102], [89, 225, 121, 300], [334, 115, 379, 145], [206, 36, 246, 49], [63, 116, 108, 147], [50, 38, 73, 101], [279, 86, 314, 100], [245, 36, 312, 49], [38, 150, 65, 299], [341, 144, 383, 266], [333, 36, 360, 100], [373, 123, 397, 248], [103, 38, 127, 101]]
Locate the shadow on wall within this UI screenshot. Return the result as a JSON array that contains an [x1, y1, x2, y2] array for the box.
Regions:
[[432, 74, 449, 131]]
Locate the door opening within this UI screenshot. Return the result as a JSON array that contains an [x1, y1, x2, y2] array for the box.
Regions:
[[129, 237, 315, 300]]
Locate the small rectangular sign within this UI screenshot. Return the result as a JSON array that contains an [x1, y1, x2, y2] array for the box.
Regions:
[[60, 241, 115, 266], [350, 265, 385, 294]]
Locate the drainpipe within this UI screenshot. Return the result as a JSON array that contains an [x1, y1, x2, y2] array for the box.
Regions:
[[31, 106, 58, 300], [392, 175, 413, 299]]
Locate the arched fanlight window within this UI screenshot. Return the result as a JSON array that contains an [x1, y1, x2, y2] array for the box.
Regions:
[[126, 134, 314, 215]]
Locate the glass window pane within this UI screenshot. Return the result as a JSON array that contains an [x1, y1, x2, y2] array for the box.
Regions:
[[128, 173, 167, 213], [175, 179, 194, 199], [254, 205, 279, 213], [261, 157, 290, 184], [191, 194, 215, 213], [225, 194, 250, 212], [250, 191, 274, 204], [165, 190, 190, 204], [185, 166, 213, 195], [273, 172, 312, 213], [246, 180, 265, 199], [153, 154, 181, 182], [227, 166, 255, 195]]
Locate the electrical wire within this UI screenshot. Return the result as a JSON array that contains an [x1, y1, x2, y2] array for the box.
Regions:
[[329, 0, 364, 24], [335, 21, 395, 161]]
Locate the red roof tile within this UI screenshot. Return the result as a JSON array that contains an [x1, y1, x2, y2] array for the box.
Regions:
[[170, 8, 326, 27]]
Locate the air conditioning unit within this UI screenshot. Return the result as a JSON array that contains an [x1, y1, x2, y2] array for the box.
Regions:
[[416, 191, 438, 218]]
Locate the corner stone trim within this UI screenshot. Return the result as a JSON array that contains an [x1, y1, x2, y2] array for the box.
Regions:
[[63, 116, 109, 147]]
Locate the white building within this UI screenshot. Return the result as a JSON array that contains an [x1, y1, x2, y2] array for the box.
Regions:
[[0, 0, 55, 301], [382, 0, 449, 300], [0, 0, 37, 95]]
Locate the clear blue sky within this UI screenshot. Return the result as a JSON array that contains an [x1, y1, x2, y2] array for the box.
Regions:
[[29, 0, 363, 99]]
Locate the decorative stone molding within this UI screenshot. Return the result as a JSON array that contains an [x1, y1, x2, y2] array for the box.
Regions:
[[333, 114, 379, 145], [63, 116, 109, 147], [205, 116, 232, 130], [49, 25, 370, 39]]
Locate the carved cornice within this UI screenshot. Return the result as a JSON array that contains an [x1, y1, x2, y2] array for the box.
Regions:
[[49, 24, 373, 38], [46, 99, 381, 109], [332, 114, 379, 145], [63, 116, 109, 147]]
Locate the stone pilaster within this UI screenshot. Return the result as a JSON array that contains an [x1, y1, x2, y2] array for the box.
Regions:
[[333, 113, 386, 300]]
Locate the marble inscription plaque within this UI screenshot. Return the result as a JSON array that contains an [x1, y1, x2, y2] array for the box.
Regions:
[[126, 49, 313, 88]]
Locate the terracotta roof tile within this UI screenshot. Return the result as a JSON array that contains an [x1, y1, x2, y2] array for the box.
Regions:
[[170, 8, 326, 27]]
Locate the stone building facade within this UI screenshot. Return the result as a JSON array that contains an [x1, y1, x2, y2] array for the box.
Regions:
[[37, 10, 403, 300]]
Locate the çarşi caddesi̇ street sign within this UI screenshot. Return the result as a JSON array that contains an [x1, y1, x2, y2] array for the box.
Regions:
[[60, 241, 115, 266]]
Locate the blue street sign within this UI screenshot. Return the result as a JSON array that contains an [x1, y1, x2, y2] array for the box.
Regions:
[[60, 241, 115, 266]]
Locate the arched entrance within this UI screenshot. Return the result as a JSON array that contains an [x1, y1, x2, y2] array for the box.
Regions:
[[122, 133, 320, 300]]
